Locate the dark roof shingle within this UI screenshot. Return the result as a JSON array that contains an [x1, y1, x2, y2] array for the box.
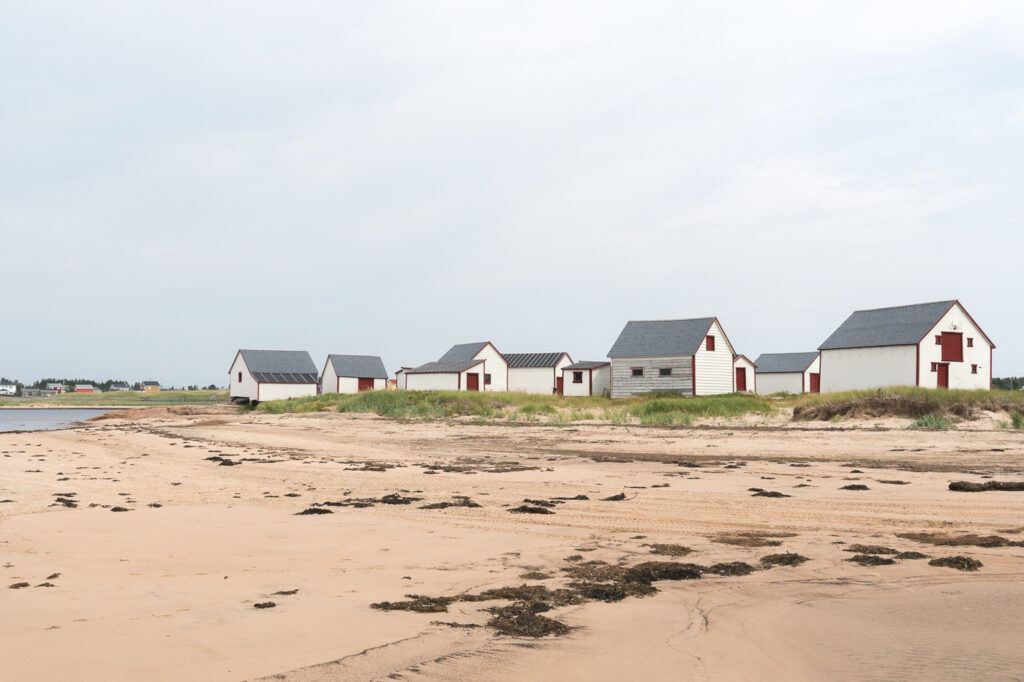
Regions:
[[439, 342, 489, 363], [239, 349, 318, 384], [407, 358, 484, 374], [327, 354, 388, 379], [505, 352, 568, 368], [818, 301, 956, 350], [754, 352, 819, 373], [564, 361, 610, 370], [608, 318, 716, 358]]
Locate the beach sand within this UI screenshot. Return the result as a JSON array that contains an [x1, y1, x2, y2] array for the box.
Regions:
[[2, 410, 1023, 680]]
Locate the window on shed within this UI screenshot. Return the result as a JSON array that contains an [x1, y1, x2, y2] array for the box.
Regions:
[[705, 335, 716, 351], [572, 371, 583, 384], [659, 368, 672, 376], [484, 374, 492, 385], [935, 335, 942, 345], [967, 337, 974, 347], [631, 367, 644, 378], [971, 364, 978, 374], [237, 372, 242, 382], [930, 362, 938, 372]]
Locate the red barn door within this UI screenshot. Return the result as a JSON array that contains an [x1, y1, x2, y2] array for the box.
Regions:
[[735, 368, 746, 392]]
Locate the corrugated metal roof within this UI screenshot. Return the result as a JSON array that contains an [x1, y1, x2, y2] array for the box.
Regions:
[[239, 349, 317, 375], [754, 352, 818, 374], [327, 354, 388, 379], [406, 358, 483, 374], [608, 318, 716, 358], [564, 361, 609, 370], [251, 371, 318, 384], [439, 342, 489, 363], [505, 352, 567, 368], [818, 301, 955, 350]]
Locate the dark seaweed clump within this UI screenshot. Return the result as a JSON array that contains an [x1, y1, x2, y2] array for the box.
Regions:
[[895, 551, 929, 560], [295, 507, 333, 515], [839, 484, 870, 491], [948, 481, 1024, 492], [896, 532, 1023, 548], [602, 492, 627, 501], [929, 556, 982, 571], [705, 562, 755, 576], [644, 543, 693, 557], [846, 554, 897, 566], [420, 496, 482, 510], [508, 505, 554, 515], [760, 553, 810, 568], [844, 545, 898, 555]]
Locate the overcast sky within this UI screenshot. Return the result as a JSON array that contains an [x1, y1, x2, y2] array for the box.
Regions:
[[3, 1, 1023, 386]]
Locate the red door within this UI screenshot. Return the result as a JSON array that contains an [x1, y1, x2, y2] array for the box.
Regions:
[[465, 373, 480, 391], [357, 378, 374, 392], [936, 363, 949, 388], [809, 373, 820, 393], [556, 377, 564, 396], [940, 333, 963, 362], [735, 368, 746, 392]]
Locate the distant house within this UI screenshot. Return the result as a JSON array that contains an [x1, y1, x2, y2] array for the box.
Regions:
[[109, 382, 131, 392], [321, 354, 388, 394], [753, 352, 820, 394], [229, 349, 319, 403], [733, 355, 757, 393], [395, 367, 412, 390], [74, 384, 95, 393], [505, 353, 573, 395], [561, 361, 610, 397], [141, 381, 160, 392], [404, 342, 508, 392], [0, 384, 16, 396], [607, 317, 737, 398], [818, 300, 994, 392], [46, 383, 67, 394]]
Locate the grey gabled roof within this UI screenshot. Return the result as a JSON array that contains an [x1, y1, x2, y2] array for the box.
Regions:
[[141, 381, 160, 386], [327, 354, 388, 379], [406, 358, 484, 374], [505, 352, 568, 369], [565, 360, 610, 370], [439, 342, 490, 363], [754, 352, 819, 374], [818, 301, 956, 351], [238, 349, 318, 384], [608, 318, 716, 358]]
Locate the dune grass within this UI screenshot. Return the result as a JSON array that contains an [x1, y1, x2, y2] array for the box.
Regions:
[[254, 389, 776, 423], [907, 414, 954, 430], [0, 389, 225, 407], [791, 386, 1024, 410]]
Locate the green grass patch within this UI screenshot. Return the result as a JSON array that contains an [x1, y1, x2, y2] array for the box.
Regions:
[[908, 414, 954, 430], [1011, 412, 1024, 430], [0, 389, 226, 407], [792, 386, 1024, 421]]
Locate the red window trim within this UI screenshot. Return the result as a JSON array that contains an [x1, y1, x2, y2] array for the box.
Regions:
[[935, 335, 942, 345], [484, 373, 492, 385], [971, 364, 978, 374], [966, 337, 974, 347], [705, 335, 715, 351], [930, 362, 938, 372], [572, 371, 583, 384]]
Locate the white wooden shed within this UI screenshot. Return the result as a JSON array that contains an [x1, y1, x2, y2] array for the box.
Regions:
[[404, 342, 509, 392], [818, 300, 994, 392], [562, 361, 611, 397], [321, 354, 388, 394], [607, 317, 737, 398], [505, 352, 573, 395], [733, 355, 757, 393], [753, 352, 820, 394], [229, 349, 318, 404]]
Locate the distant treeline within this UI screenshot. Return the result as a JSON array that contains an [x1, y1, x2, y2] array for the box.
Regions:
[[993, 377, 1024, 391], [0, 378, 219, 396]]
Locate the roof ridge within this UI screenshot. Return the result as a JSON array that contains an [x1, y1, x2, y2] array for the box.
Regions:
[[852, 300, 955, 313]]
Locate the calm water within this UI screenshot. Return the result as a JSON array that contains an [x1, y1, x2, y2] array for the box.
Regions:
[[0, 409, 112, 432]]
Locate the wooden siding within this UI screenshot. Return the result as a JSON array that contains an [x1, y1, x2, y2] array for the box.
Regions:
[[610, 356, 694, 398]]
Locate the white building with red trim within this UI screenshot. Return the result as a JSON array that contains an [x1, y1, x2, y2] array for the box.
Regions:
[[753, 352, 820, 394], [229, 349, 318, 404], [817, 300, 994, 393], [320, 354, 388, 394], [606, 317, 738, 398], [403, 342, 509, 392], [562, 361, 611, 397], [733, 355, 757, 393], [505, 352, 573, 394]]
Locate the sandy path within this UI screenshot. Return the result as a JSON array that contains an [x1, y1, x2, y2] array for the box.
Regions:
[[2, 412, 1023, 680]]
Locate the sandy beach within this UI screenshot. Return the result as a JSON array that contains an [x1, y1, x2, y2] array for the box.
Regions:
[[2, 409, 1023, 681]]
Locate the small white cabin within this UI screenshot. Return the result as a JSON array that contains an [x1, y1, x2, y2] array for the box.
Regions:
[[321, 354, 388, 394], [818, 300, 994, 392], [562, 361, 611, 397], [505, 352, 573, 395], [607, 317, 737, 398], [404, 342, 509, 392], [754, 352, 820, 394], [229, 349, 318, 404], [733, 355, 757, 393]]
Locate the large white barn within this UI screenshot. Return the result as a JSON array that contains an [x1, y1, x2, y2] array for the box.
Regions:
[[229, 349, 318, 404], [753, 352, 820, 394], [818, 300, 994, 392], [505, 352, 573, 395], [404, 342, 509, 392], [607, 317, 737, 398], [321, 354, 388, 394], [561, 361, 611, 397]]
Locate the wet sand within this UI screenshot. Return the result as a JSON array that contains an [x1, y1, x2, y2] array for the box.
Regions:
[[1, 410, 1023, 680]]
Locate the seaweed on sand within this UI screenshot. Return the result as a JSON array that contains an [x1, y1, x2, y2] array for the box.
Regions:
[[760, 553, 810, 568], [929, 556, 982, 571]]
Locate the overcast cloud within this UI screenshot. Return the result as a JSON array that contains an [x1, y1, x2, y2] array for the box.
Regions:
[[2, 1, 1022, 385]]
